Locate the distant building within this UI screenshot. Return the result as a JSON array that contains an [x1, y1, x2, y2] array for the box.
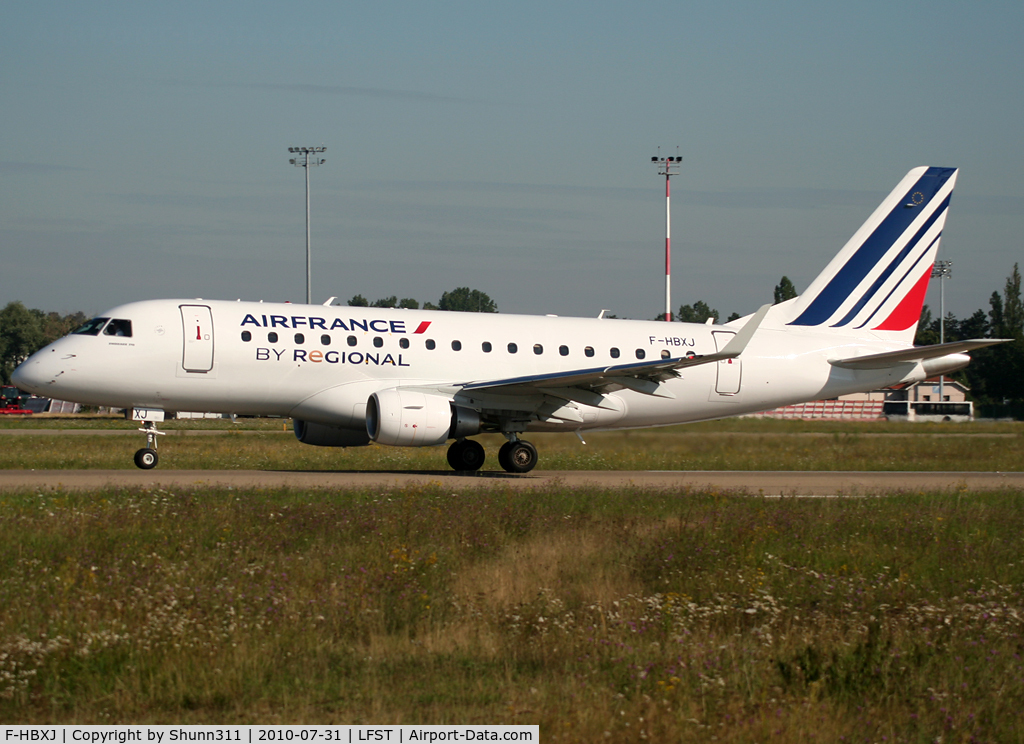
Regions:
[[751, 378, 972, 422], [882, 378, 972, 422]]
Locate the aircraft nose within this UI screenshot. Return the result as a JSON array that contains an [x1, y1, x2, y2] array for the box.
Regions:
[[11, 346, 61, 395]]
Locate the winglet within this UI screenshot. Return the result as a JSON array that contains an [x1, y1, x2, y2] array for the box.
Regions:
[[718, 303, 771, 359]]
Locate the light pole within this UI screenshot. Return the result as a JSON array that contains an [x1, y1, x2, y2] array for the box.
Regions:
[[288, 146, 327, 304], [931, 260, 953, 402], [651, 149, 681, 321]]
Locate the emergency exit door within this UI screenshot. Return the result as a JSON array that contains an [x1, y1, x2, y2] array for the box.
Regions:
[[712, 330, 741, 395], [180, 305, 214, 372]]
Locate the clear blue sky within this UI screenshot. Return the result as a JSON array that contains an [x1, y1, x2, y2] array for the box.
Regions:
[[2, 0, 1022, 320]]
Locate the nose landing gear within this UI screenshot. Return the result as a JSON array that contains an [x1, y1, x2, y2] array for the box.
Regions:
[[133, 420, 164, 469]]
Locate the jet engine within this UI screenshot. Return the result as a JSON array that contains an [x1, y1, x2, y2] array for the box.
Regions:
[[293, 419, 371, 447], [366, 389, 480, 446]]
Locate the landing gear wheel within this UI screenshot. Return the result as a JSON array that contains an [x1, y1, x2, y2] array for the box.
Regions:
[[498, 440, 538, 474], [134, 448, 159, 470], [447, 439, 486, 472]]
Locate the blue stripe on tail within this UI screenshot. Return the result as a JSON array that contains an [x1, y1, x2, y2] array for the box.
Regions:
[[789, 167, 956, 327]]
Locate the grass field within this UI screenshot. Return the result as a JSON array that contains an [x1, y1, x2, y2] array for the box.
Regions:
[[1, 417, 1023, 471], [1, 483, 1023, 742], [2, 419, 1022, 739]]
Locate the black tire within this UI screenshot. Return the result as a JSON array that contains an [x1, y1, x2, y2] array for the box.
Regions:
[[447, 439, 485, 471], [498, 440, 537, 474], [497, 442, 514, 472], [134, 448, 158, 470]]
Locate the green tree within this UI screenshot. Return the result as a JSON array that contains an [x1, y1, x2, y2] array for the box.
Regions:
[[773, 276, 798, 304], [959, 308, 989, 340], [914, 305, 939, 346], [370, 296, 398, 308], [438, 288, 497, 313], [969, 265, 1024, 404], [398, 298, 419, 310], [347, 294, 369, 307], [677, 301, 719, 324], [41, 311, 87, 345], [988, 291, 1004, 338], [1000, 263, 1022, 339], [0, 302, 45, 385]]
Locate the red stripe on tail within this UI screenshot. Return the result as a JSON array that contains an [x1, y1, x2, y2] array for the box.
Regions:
[[873, 265, 932, 332]]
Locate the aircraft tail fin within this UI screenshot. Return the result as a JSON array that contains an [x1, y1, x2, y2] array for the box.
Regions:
[[778, 166, 958, 343]]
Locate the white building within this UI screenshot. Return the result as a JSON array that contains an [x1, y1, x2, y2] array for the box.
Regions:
[[751, 378, 972, 422]]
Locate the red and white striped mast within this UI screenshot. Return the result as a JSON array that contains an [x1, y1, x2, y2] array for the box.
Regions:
[[651, 148, 682, 321]]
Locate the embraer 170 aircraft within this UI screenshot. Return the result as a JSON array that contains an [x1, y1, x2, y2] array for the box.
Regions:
[[13, 166, 1007, 473]]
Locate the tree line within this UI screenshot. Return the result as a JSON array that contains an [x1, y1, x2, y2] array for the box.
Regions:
[[2, 267, 1021, 404], [914, 264, 1023, 405], [346, 287, 497, 313]]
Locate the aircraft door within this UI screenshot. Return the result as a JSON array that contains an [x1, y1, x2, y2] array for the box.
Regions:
[[180, 304, 214, 372], [712, 331, 741, 395]]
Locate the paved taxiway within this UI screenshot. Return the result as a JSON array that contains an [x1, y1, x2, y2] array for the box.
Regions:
[[0, 469, 1021, 495]]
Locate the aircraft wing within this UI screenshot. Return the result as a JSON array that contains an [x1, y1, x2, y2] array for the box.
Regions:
[[457, 304, 771, 402], [828, 338, 1011, 370]]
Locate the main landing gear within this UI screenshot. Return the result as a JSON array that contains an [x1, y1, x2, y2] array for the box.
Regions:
[[446, 438, 486, 471], [133, 420, 164, 470], [445, 435, 539, 474]]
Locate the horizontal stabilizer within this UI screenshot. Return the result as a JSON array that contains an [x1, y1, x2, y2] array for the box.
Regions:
[[828, 338, 1011, 370]]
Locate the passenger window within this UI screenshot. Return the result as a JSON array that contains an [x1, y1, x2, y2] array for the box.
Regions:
[[610, 347, 620, 359], [482, 342, 492, 353], [268, 332, 279, 343], [399, 338, 409, 349], [103, 319, 132, 337], [321, 334, 331, 345], [294, 333, 305, 344], [585, 346, 595, 358], [635, 349, 645, 360], [452, 340, 462, 351], [347, 336, 357, 347], [426, 339, 436, 350], [559, 345, 569, 356], [241, 331, 252, 342], [533, 344, 543, 355], [73, 317, 110, 336], [507, 343, 518, 354], [373, 337, 384, 348], [661, 350, 670, 359]]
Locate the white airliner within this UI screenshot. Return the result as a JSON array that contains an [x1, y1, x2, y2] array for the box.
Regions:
[[13, 166, 1007, 472]]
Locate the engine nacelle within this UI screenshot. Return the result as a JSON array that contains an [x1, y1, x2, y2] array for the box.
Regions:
[[293, 419, 371, 447], [367, 389, 461, 447]]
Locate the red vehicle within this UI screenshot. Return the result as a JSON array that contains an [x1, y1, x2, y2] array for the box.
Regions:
[[0, 386, 33, 415]]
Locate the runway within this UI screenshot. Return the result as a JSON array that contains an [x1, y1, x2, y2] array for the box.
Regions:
[[1, 469, 1021, 495]]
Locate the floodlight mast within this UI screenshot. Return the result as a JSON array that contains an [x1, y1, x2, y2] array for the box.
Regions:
[[931, 259, 953, 402], [651, 148, 681, 321], [287, 146, 327, 304]]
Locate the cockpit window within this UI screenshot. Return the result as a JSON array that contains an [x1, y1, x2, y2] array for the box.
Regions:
[[72, 317, 110, 336], [103, 319, 133, 337]]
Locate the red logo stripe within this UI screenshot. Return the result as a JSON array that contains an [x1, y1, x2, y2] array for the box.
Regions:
[[873, 265, 932, 331]]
